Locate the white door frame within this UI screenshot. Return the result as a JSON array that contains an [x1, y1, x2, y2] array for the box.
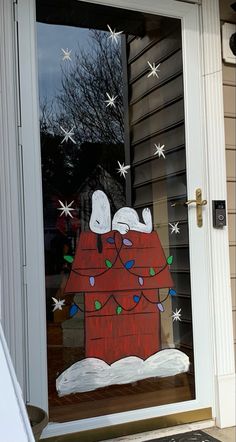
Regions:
[[0, 0, 233, 438], [18, 0, 214, 434]]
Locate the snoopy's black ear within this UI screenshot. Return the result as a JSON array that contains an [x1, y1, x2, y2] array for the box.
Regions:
[[96, 234, 103, 254]]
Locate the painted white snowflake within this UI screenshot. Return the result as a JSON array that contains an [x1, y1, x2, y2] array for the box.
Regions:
[[57, 200, 75, 218], [52, 298, 65, 312], [154, 143, 165, 158], [172, 308, 182, 322], [107, 24, 123, 44], [169, 222, 180, 234], [147, 61, 161, 78], [117, 161, 130, 178], [61, 48, 72, 61], [105, 93, 117, 107], [60, 126, 76, 144]]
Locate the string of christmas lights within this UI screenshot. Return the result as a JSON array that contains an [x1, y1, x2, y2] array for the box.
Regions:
[[69, 288, 177, 317], [69, 231, 173, 287]]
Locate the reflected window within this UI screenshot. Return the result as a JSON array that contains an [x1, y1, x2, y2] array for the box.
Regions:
[[37, 0, 195, 423]]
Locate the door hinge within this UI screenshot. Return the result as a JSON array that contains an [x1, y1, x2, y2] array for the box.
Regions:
[[13, 0, 18, 22], [17, 125, 23, 147], [23, 265, 27, 286]]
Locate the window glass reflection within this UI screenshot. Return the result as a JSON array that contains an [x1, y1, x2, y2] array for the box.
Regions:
[[37, 0, 195, 423]]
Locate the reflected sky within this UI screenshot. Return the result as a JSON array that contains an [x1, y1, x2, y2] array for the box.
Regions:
[[37, 23, 90, 102]]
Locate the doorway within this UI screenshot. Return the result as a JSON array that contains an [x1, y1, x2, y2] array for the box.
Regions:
[[17, 0, 214, 435]]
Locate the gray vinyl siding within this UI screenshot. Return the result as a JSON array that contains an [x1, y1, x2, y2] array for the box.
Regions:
[[220, 0, 236, 368]]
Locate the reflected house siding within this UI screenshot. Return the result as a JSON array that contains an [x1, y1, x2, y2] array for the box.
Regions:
[[223, 64, 236, 366], [127, 23, 194, 372]]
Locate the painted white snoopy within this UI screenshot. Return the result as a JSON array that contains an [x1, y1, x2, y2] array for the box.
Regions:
[[89, 190, 153, 235]]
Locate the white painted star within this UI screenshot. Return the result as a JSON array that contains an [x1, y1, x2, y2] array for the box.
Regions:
[[169, 222, 180, 234], [172, 308, 182, 322], [154, 143, 165, 158], [117, 161, 130, 178], [52, 297, 65, 312], [107, 24, 123, 44], [61, 48, 72, 61], [105, 93, 117, 107], [60, 126, 76, 144], [57, 200, 75, 218], [147, 61, 161, 78]]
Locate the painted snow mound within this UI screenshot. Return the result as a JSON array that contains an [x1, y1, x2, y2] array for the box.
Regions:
[[56, 349, 189, 396]]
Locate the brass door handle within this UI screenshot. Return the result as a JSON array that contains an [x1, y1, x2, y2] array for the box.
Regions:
[[171, 189, 207, 227], [185, 199, 207, 206], [185, 199, 197, 205], [186, 188, 207, 227]]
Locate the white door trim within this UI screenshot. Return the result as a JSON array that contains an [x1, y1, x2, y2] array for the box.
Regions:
[[17, 0, 48, 411], [0, 0, 27, 396], [201, 0, 236, 428]]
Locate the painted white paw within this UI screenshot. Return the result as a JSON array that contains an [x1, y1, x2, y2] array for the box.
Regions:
[[116, 223, 129, 235], [142, 208, 152, 231]]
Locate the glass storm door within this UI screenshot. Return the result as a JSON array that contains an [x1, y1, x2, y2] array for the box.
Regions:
[[18, 0, 213, 433]]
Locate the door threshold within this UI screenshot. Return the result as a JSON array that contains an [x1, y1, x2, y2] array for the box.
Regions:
[[104, 419, 215, 441], [41, 411, 213, 441]]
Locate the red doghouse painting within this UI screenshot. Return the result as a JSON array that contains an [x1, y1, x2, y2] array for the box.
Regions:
[[65, 230, 173, 363], [56, 191, 189, 396]]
